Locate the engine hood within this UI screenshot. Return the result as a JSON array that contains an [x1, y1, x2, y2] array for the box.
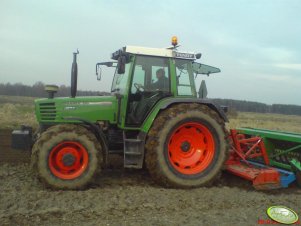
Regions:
[[35, 96, 118, 124]]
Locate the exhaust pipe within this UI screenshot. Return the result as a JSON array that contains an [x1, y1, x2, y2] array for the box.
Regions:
[[71, 49, 79, 98]]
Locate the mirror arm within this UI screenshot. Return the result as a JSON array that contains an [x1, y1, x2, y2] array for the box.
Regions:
[[95, 63, 100, 75], [96, 63, 99, 76], [95, 63, 102, 81]]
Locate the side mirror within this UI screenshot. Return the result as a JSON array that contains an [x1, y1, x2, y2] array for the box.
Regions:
[[117, 55, 126, 74], [95, 62, 116, 81]]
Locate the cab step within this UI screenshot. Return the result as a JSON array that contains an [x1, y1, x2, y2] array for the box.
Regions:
[[123, 132, 145, 169]]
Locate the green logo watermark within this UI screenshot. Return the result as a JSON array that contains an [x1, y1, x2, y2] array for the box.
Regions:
[[267, 206, 299, 224]]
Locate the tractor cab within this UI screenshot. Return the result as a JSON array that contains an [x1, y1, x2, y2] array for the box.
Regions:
[[96, 39, 221, 127]]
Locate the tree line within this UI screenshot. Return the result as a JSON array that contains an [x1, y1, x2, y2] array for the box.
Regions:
[[0, 82, 300, 116], [0, 82, 108, 98], [212, 98, 301, 116]]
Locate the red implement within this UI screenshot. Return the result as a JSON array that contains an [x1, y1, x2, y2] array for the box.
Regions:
[[226, 129, 281, 190]]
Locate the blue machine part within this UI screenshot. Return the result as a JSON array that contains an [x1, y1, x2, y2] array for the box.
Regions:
[[246, 160, 296, 188]]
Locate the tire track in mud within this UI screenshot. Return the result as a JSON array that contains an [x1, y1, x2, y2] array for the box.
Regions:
[[0, 163, 300, 226]]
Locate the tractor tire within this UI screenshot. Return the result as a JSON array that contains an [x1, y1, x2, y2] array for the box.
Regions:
[[145, 103, 229, 188], [31, 124, 102, 190]]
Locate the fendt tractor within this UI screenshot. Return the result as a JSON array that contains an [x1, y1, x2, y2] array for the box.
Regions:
[[12, 37, 301, 190], [12, 37, 228, 190]]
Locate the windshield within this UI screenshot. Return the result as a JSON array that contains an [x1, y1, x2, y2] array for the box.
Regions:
[[111, 61, 132, 94]]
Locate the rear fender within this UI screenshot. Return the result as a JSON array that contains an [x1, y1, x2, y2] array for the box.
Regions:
[[141, 98, 228, 133]]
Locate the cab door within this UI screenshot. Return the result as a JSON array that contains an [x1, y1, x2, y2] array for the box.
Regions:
[[110, 57, 134, 128], [125, 55, 171, 126]]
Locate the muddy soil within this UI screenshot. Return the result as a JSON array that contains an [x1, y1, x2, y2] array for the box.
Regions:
[[0, 162, 300, 226]]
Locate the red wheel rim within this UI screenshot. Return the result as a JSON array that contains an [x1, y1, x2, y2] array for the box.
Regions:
[[168, 122, 215, 175], [49, 141, 89, 180]]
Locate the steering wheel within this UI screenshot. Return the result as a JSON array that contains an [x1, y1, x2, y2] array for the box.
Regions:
[[134, 83, 145, 92]]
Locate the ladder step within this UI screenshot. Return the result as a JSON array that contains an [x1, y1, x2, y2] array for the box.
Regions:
[[124, 163, 141, 169], [124, 138, 142, 143], [125, 152, 142, 156], [123, 132, 145, 169]]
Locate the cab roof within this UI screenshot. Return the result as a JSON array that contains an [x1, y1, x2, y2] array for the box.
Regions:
[[111, 45, 196, 60], [110, 45, 220, 75]]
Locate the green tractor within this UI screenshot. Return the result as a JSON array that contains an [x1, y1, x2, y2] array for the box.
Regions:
[[13, 38, 229, 190]]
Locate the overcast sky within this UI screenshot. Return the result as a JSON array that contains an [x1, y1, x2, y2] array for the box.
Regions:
[[1, 0, 300, 105]]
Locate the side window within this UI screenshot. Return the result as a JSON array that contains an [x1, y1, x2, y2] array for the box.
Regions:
[[111, 62, 131, 94], [176, 59, 194, 96], [131, 65, 145, 93], [151, 66, 169, 91], [131, 56, 170, 93]]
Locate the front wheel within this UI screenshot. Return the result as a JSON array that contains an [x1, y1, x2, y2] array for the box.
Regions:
[[145, 103, 229, 188], [31, 124, 102, 190]]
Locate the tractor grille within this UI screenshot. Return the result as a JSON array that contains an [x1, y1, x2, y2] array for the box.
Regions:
[[39, 102, 57, 121]]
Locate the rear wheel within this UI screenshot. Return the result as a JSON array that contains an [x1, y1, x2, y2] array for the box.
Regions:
[[168, 122, 216, 175], [145, 103, 229, 188], [31, 124, 102, 190]]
